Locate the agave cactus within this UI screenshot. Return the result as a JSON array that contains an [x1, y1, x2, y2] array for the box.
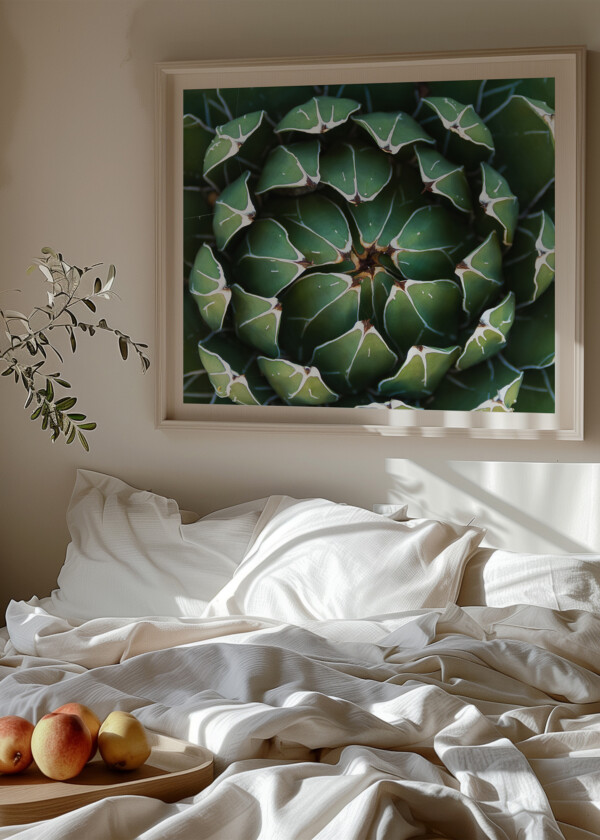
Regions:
[[183, 77, 555, 412]]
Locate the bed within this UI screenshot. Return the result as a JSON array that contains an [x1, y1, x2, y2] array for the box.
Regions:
[[1, 469, 600, 839]]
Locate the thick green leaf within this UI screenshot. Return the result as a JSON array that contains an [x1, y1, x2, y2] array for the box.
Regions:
[[276, 96, 361, 134], [347, 175, 424, 250], [231, 284, 281, 357], [383, 278, 462, 354], [198, 336, 270, 405], [274, 193, 352, 266], [256, 140, 320, 194], [213, 171, 256, 250], [478, 162, 519, 246], [203, 110, 270, 188], [504, 211, 555, 304], [390, 205, 469, 280], [456, 291, 516, 370], [379, 345, 461, 399], [320, 143, 392, 204], [189, 245, 231, 330], [257, 357, 338, 405], [513, 366, 555, 413], [352, 111, 434, 155], [189, 243, 226, 295], [279, 272, 360, 360], [414, 146, 472, 214], [503, 284, 554, 369], [423, 97, 494, 151], [359, 266, 396, 328], [312, 321, 397, 394], [455, 231, 503, 323], [428, 355, 523, 411], [235, 218, 307, 296], [485, 94, 554, 209]]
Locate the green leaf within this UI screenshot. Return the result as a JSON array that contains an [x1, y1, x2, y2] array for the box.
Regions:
[[504, 211, 555, 304], [257, 357, 338, 405], [198, 335, 272, 405], [55, 397, 77, 411], [231, 284, 281, 357], [67, 413, 86, 421], [379, 345, 461, 399], [311, 320, 397, 394], [503, 284, 554, 369], [273, 193, 352, 267], [276, 96, 361, 134], [455, 231, 504, 323], [428, 355, 523, 411], [456, 291, 516, 370], [78, 430, 90, 451], [414, 146, 472, 214], [478, 162, 519, 246], [189, 244, 232, 330], [66, 425, 77, 444], [485, 94, 554, 209], [203, 110, 270, 188], [513, 367, 555, 413], [390, 205, 468, 281], [352, 111, 435, 155], [119, 336, 129, 360], [256, 140, 320, 194], [279, 272, 360, 360], [383, 278, 462, 354], [77, 422, 97, 431], [213, 171, 256, 250], [347, 175, 424, 250], [320, 143, 392, 204], [423, 96, 494, 155], [235, 218, 308, 297]]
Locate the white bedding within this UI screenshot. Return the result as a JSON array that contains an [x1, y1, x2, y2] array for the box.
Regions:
[[2, 602, 600, 839]]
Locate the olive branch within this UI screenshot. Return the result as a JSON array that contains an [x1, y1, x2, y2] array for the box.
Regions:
[[0, 248, 150, 450]]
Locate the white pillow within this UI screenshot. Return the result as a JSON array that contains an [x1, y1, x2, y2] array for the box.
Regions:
[[457, 547, 600, 613], [43, 470, 264, 620], [204, 495, 484, 621]]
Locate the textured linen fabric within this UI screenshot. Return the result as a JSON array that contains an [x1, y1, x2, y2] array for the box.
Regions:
[[203, 495, 485, 621], [3, 603, 600, 839], [458, 547, 600, 612], [41, 470, 265, 620]]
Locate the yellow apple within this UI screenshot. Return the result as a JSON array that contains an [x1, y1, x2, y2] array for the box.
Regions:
[[52, 703, 101, 761], [0, 715, 34, 774], [98, 711, 151, 771], [31, 712, 92, 780]]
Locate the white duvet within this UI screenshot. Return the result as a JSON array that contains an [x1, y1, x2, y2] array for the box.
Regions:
[[2, 601, 600, 839]]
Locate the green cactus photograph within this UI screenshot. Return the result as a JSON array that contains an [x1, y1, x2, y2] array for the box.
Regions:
[[182, 75, 556, 414]]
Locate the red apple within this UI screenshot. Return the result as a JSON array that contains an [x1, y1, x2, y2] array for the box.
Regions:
[[31, 712, 92, 780], [52, 703, 101, 761], [0, 715, 34, 774]]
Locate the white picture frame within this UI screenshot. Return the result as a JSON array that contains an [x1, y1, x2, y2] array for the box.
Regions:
[[156, 47, 585, 439]]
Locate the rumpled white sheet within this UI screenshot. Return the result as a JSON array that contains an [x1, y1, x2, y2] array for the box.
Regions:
[[2, 601, 600, 839]]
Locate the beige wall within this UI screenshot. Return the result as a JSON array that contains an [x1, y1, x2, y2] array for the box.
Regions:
[[1, 0, 599, 616]]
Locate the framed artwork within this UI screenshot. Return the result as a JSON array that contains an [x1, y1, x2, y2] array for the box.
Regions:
[[156, 47, 585, 438]]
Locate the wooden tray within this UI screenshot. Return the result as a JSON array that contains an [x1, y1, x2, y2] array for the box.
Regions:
[[0, 731, 213, 826]]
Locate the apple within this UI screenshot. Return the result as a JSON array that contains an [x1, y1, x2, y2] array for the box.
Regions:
[[52, 703, 101, 761], [0, 715, 34, 774], [98, 711, 151, 771], [31, 712, 92, 780]]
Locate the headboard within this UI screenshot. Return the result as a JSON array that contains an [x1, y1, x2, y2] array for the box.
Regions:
[[385, 460, 600, 554]]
